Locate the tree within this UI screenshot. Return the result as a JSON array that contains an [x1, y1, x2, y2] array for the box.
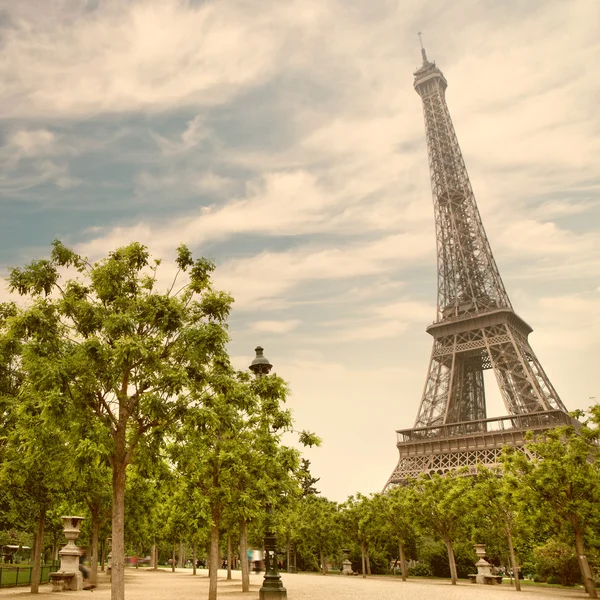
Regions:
[[298, 495, 340, 574], [0, 391, 72, 593], [4, 241, 232, 600], [384, 486, 417, 581], [408, 473, 472, 584], [171, 363, 318, 599], [341, 493, 385, 577], [299, 459, 320, 497], [170, 365, 254, 600], [532, 538, 582, 586], [504, 408, 600, 598], [471, 468, 524, 591], [71, 418, 112, 586]]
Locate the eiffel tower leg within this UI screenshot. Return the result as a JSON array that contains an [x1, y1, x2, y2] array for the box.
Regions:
[[510, 328, 567, 412], [445, 355, 486, 424], [414, 352, 452, 428], [483, 323, 563, 415]]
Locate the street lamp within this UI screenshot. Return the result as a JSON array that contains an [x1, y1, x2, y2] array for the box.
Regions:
[[249, 346, 288, 600]]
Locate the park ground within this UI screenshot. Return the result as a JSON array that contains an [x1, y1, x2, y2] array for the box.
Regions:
[[0, 568, 587, 600]]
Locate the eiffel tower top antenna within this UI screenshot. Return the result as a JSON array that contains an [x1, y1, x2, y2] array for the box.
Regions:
[[418, 32, 428, 64]]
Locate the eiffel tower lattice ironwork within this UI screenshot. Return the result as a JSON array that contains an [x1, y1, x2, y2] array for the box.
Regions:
[[384, 43, 572, 487]]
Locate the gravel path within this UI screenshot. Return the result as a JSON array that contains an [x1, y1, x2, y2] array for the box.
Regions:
[[0, 568, 586, 600]]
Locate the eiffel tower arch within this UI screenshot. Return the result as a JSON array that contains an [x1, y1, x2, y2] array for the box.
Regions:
[[384, 44, 573, 488]]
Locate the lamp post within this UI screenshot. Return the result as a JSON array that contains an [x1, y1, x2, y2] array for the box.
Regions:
[[249, 346, 287, 600]]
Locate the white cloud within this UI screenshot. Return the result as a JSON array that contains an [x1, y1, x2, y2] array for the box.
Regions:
[[8, 129, 56, 157], [213, 233, 431, 310], [497, 220, 598, 258], [0, 128, 83, 191], [249, 320, 302, 334], [0, 0, 324, 118]]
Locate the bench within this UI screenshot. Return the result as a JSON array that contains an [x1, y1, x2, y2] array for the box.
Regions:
[[49, 572, 76, 592], [468, 574, 503, 585]]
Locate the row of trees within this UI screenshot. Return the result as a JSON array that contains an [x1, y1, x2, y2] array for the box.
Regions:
[[283, 407, 599, 598], [1, 240, 598, 600], [0, 241, 319, 600]]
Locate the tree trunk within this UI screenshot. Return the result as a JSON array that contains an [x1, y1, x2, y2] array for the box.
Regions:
[[319, 546, 327, 575], [286, 539, 291, 573], [226, 534, 232, 580], [444, 537, 458, 585], [240, 518, 249, 592], [30, 506, 46, 593], [575, 525, 597, 598], [178, 541, 183, 568], [192, 542, 197, 575], [171, 542, 176, 572], [208, 517, 220, 600], [361, 542, 366, 578], [53, 533, 59, 561], [506, 528, 521, 592], [155, 545, 159, 570], [90, 509, 100, 585], [399, 540, 408, 581], [293, 544, 297, 572], [101, 539, 105, 572], [366, 543, 371, 575], [111, 444, 128, 600]]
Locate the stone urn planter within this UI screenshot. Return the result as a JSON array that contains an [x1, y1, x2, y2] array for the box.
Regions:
[[471, 543, 500, 585], [50, 516, 85, 591], [341, 549, 353, 575]]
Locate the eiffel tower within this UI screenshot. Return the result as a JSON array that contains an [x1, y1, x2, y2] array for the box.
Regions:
[[385, 42, 572, 487]]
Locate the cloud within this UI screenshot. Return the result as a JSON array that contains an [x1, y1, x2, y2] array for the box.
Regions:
[[498, 220, 598, 258], [8, 129, 56, 157], [213, 233, 431, 310], [0, 127, 83, 192], [0, 0, 327, 118], [76, 162, 432, 259], [249, 320, 302, 334]]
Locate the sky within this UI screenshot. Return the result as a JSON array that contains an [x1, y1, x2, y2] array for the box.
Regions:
[[0, 0, 599, 502]]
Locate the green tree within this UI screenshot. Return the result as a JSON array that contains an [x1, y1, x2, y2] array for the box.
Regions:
[[299, 459, 320, 497], [4, 241, 232, 600], [341, 493, 385, 577], [171, 363, 317, 599], [298, 495, 340, 574], [532, 538, 582, 586], [471, 468, 524, 590], [0, 391, 72, 593], [504, 409, 600, 598], [71, 418, 112, 585], [408, 473, 472, 584], [384, 486, 417, 580]]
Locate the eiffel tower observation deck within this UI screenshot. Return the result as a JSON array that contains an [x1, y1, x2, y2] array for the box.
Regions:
[[385, 42, 574, 487]]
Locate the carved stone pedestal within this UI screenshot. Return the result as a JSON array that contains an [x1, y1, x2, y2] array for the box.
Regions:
[[341, 549, 353, 575], [470, 544, 501, 585], [50, 516, 85, 592]]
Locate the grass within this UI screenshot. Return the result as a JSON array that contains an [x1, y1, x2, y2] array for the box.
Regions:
[[512, 578, 584, 590], [0, 564, 57, 588]]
